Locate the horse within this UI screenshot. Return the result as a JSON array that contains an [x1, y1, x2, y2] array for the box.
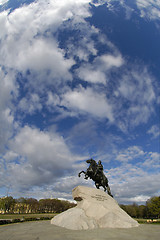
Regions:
[[78, 159, 113, 197]]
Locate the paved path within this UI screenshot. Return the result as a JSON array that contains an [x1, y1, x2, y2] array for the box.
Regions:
[[0, 221, 160, 240]]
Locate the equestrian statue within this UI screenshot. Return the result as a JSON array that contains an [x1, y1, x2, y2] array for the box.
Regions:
[[78, 158, 113, 197]]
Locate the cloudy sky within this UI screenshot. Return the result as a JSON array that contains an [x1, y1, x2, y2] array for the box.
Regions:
[[0, 0, 159, 204]]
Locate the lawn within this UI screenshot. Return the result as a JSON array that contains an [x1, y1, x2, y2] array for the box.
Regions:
[[0, 213, 56, 220], [0, 213, 57, 224]]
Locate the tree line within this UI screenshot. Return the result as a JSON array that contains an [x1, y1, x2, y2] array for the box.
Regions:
[[0, 195, 159, 219], [0, 196, 76, 214], [120, 196, 160, 219]]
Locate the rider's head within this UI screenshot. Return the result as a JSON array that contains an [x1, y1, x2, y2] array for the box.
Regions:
[[98, 160, 101, 164]]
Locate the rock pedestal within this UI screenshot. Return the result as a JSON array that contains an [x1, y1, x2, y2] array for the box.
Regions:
[[51, 186, 139, 230]]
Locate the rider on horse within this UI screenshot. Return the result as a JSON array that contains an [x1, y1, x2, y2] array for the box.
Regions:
[[94, 160, 103, 179], [84, 159, 104, 180], [78, 158, 113, 197]]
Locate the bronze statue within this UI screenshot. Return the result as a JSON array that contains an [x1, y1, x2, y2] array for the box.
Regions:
[[78, 159, 113, 197]]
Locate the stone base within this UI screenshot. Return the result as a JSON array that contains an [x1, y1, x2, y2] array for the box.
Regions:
[[51, 186, 139, 230]]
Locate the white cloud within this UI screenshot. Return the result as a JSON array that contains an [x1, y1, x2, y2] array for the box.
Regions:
[[115, 146, 160, 170], [77, 67, 106, 84], [147, 125, 160, 139], [143, 152, 160, 169], [0, 67, 16, 110], [0, 0, 8, 6], [117, 69, 155, 103], [2, 129, 160, 202], [3, 151, 19, 162], [9, 126, 75, 167], [18, 93, 42, 114], [111, 145, 160, 200], [100, 0, 160, 22], [1, 28, 74, 84], [66, 24, 98, 62], [0, 67, 17, 152], [46, 61, 156, 133], [15, 38, 74, 78], [99, 54, 124, 69], [114, 67, 156, 130], [2, 125, 85, 191], [126, 195, 150, 203], [0, 0, 95, 152], [116, 146, 145, 163], [116, 0, 160, 21], [77, 53, 124, 84], [62, 86, 114, 122], [92, 0, 106, 7], [0, 0, 103, 117], [136, 0, 160, 20], [2, 0, 152, 133], [0, 159, 5, 188], [114, 172, 160, 204], [108, 147, 160, 204], [0, 0, 94, 85]]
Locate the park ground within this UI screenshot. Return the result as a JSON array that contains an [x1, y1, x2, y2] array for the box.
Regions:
[[0, 220, 160, 240]]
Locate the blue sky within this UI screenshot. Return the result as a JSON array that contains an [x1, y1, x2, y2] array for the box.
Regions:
[[0, 0, 160, 204]]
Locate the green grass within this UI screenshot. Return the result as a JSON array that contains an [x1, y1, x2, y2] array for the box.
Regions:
[[0, 213, 57, 220], [0, 213, 58, 225]]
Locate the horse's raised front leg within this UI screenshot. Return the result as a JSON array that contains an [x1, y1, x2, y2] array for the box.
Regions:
[[78, 171, 87, 178], [78, 171, 84, 177]]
